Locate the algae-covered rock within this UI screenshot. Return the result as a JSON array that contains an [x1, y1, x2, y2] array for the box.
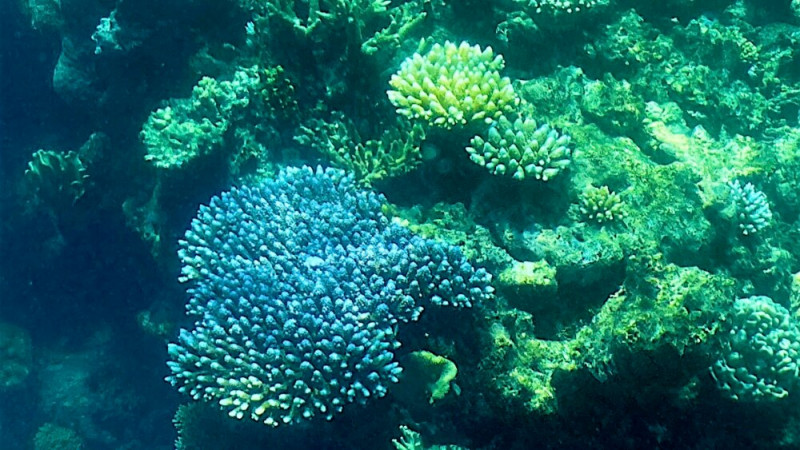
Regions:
[[574, 258, 736, 379], [509, 224, 626, 287], [498, 259, 558, 299], [0, 322, 32, 389]]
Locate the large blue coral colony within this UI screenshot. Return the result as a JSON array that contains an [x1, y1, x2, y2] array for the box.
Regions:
[[167, 166, 493, 426]]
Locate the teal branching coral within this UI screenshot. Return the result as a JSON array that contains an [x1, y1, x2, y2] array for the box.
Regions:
[[465, 114, 572, 181], [579, 185, 625, 224], [728, 180, 772, 236], [167, 167, 492, 426], [388, 41, 518, 129], [711, 295, 800, 401], [295, 111, 424, 184]]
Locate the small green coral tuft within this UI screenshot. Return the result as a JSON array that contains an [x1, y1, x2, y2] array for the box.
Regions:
[[466, 114, 572, 181], [579, 185, 626, 224], [388, 41, 518, 129]]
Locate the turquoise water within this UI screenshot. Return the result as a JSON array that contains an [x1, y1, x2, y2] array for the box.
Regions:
[[4, 1, 800, 448]]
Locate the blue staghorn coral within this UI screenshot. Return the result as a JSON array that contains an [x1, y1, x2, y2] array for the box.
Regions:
[[166, 166, 493, 427]]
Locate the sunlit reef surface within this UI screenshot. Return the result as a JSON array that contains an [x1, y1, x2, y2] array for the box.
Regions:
[[6, 0, 800, 448]]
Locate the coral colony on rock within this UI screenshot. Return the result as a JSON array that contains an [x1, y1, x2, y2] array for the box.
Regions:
[[167, 166, 492, 426], [11, 0, 800, 449]]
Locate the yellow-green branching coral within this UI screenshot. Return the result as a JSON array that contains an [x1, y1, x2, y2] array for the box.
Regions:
[[466, 114, 571, 181], [579, 185, 626, 224], [387, 41, 518, 129]]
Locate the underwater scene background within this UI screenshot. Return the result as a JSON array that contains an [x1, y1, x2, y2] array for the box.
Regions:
[[5, 0, 800, 448]]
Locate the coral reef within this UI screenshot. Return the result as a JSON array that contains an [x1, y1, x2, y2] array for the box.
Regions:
[[33, 423, 85, 450], [24, 149, 89, 209], [142, 65, 296, 174], [15, 0, 800, 447]]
